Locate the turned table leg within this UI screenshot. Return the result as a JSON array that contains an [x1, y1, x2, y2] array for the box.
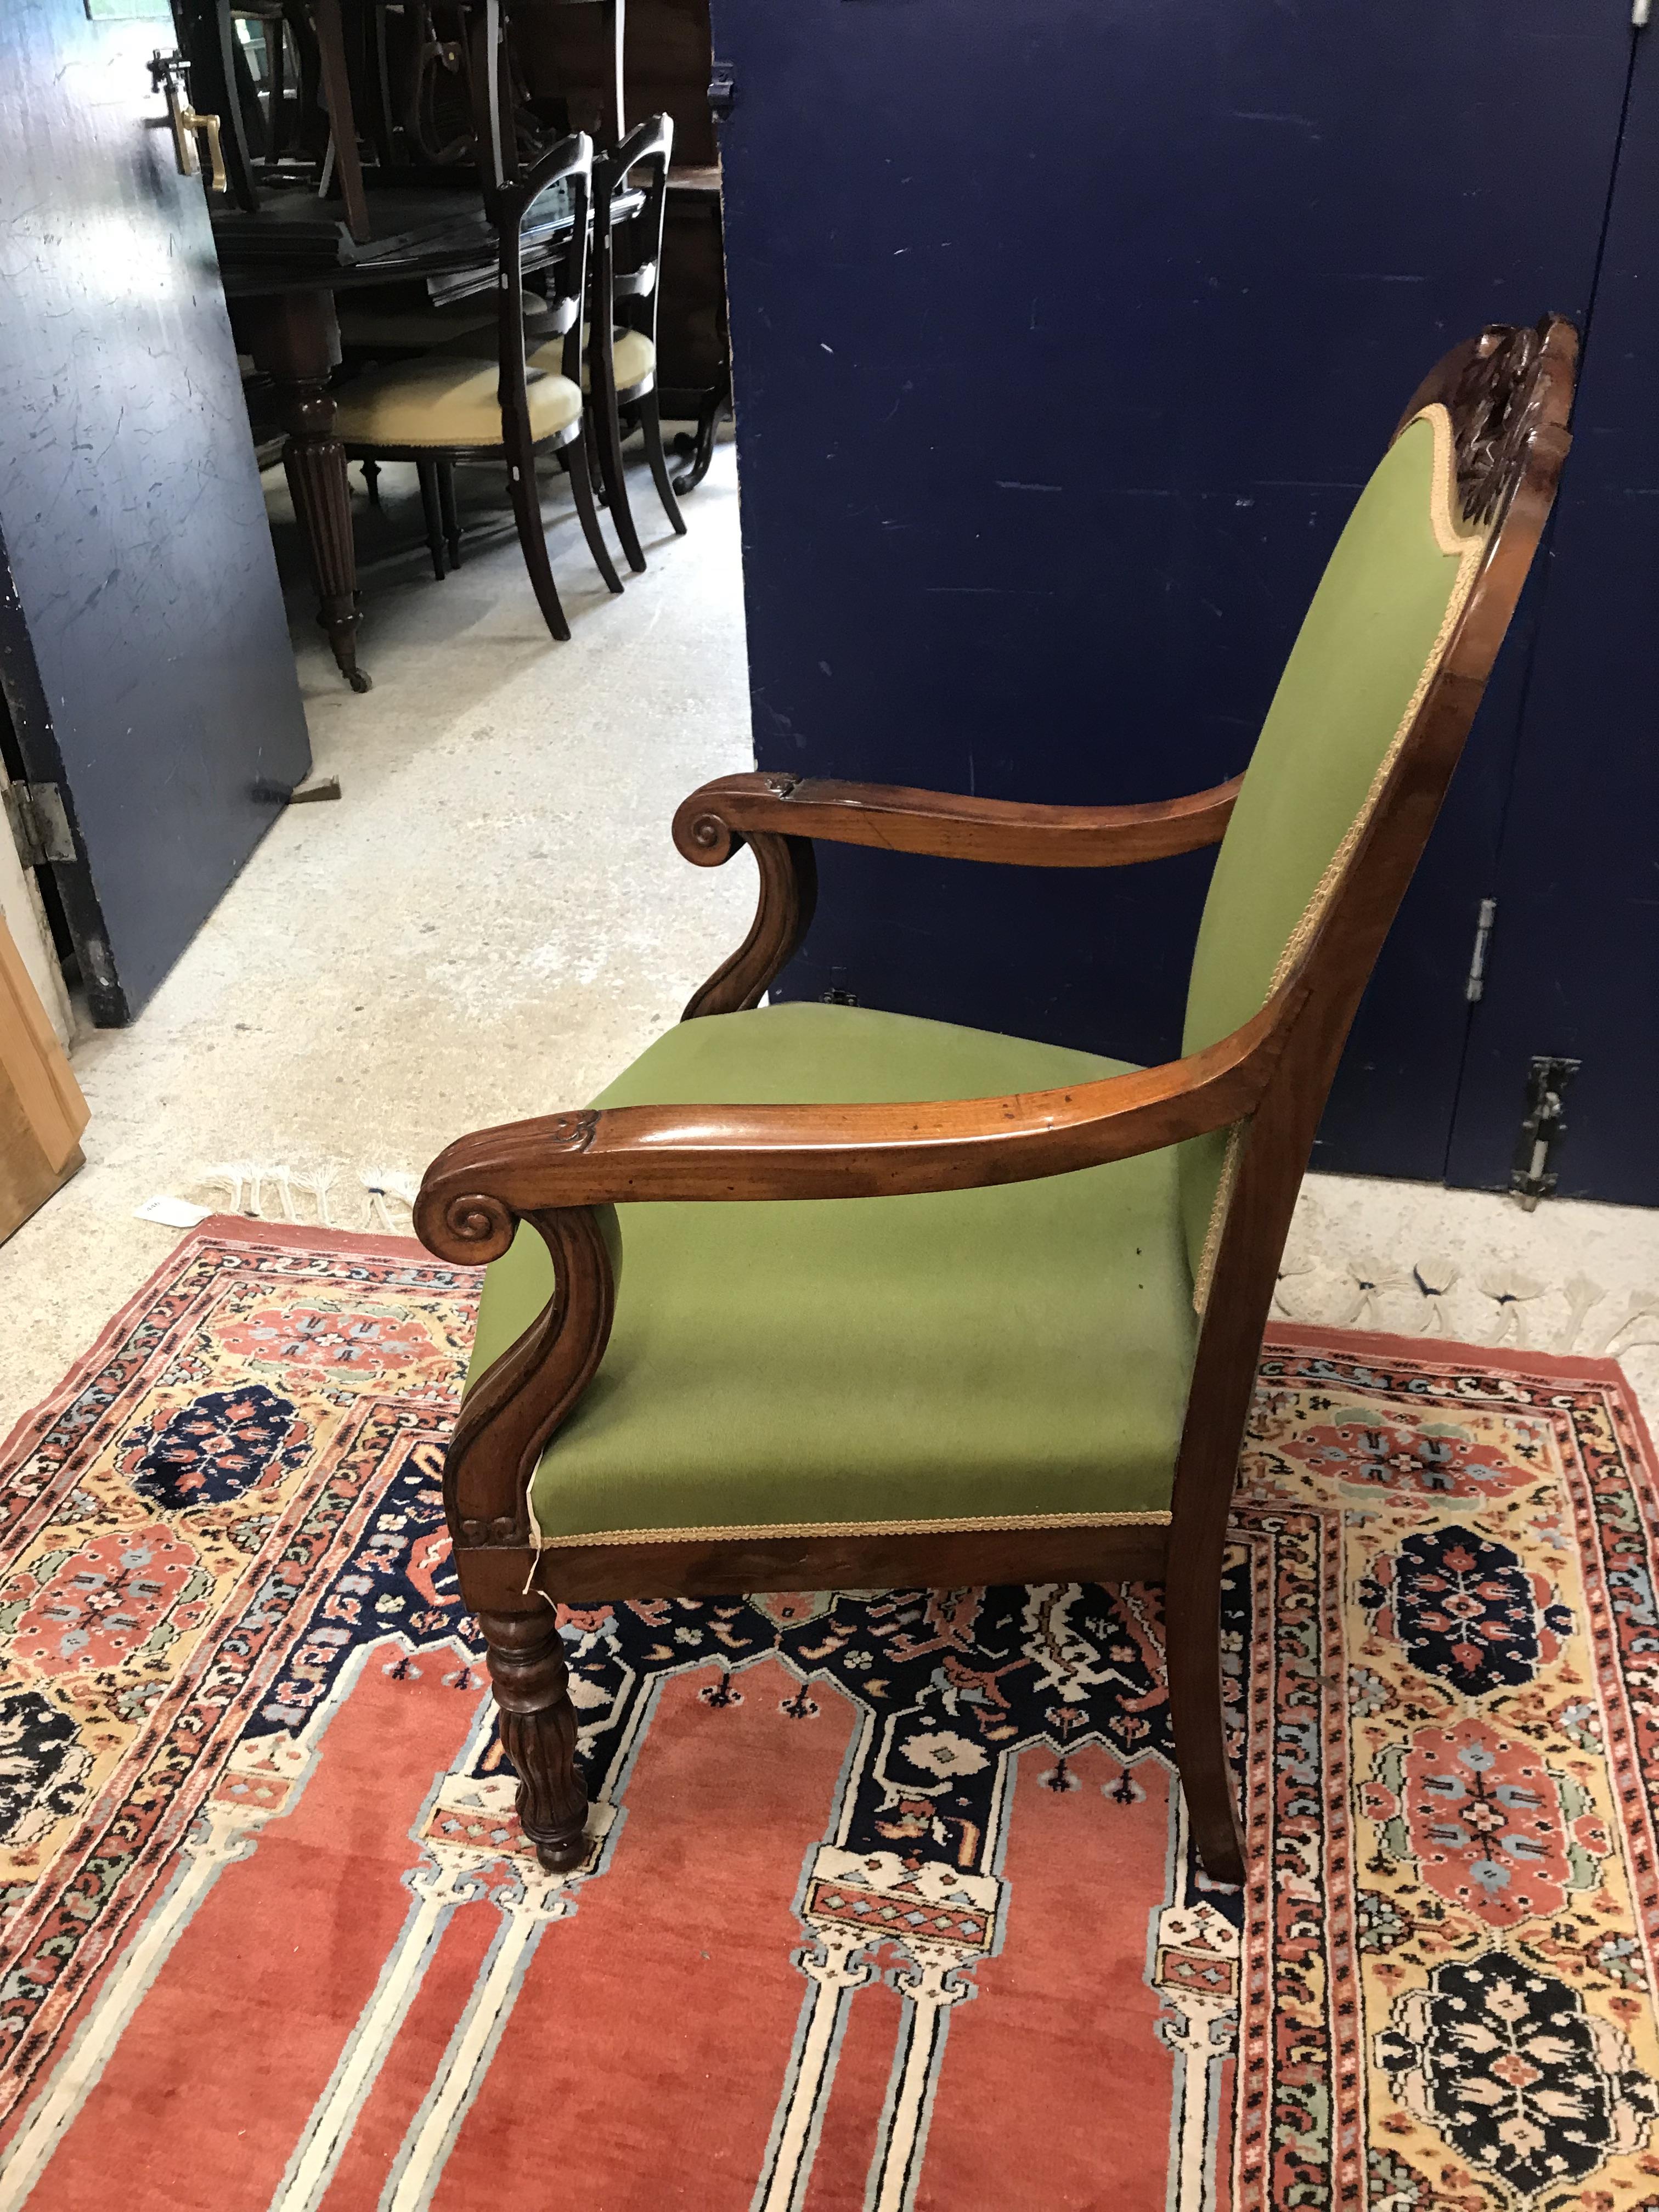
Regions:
[[236, 288, 369, 692], [480, 1607, 589, 1872]]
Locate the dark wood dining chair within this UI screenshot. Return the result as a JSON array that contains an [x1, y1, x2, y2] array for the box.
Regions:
[[331, 131, 624, 641], [586, 111, 686, 572], [182, 0, 374, 236], [425, 119, 684, 574], [415, 318, 1577, 1884]]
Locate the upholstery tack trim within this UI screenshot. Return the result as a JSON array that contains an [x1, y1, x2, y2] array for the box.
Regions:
[[524, 1508, 1172, 1550]]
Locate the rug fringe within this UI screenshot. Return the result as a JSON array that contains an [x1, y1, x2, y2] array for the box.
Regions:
[[1274, 1246, 1659, 1368], [198, 1160, 418, 1237]]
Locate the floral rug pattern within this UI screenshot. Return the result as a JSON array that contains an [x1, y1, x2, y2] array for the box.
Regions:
[[0, 1221, 1654, 2210]]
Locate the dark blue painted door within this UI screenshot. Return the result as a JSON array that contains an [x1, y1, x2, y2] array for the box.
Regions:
[[0, 0, 311, 1025], [710, 0, 1632, 1178], [1444, 30, 1659, 1207]]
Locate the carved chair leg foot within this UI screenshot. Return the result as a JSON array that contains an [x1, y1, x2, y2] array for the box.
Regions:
[[480, 1607, 589, 1871], [535, 1831, 588, 1875]]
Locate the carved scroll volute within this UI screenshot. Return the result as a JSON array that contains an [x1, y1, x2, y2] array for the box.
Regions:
[[416, 1111, 601, 1267], [415, 1198, 620, 1548], [671, 773, 800, 869], [1451, 319, 1551, 527]]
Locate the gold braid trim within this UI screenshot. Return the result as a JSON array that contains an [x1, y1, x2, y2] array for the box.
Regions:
[[1192, 405, 1489, 1315], [1192, 1123, 1245, 1316], [527, 1507, 1172, 1549]]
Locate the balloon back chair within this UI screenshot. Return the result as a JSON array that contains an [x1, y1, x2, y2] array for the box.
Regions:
[[586, 111, 687, 572], [433, 114, 686, 576], [416, 318, 1577, 1884], [331, 129, 622, 641]]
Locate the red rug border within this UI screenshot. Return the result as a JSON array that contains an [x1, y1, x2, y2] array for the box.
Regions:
[[184, 1212, 437, 1263], [1263, 1319, 1657, 1461], [1264, 1317, 1631, 1388], [1, 1213, 451, 1468]]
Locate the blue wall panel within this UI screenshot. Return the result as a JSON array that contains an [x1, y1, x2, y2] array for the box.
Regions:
[[711, 0, 1630, 1176]]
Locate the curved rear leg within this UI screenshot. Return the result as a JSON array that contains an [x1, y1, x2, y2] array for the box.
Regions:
[[507, 452, 571, 642], [565, 437, 625, 596], [640, 388, 687, 535], [1165, 1540, 1246, 1884], [593, 372, 647, 574]]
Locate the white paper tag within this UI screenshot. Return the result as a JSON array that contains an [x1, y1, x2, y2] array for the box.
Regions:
[[134, 1196, 213, 1229]]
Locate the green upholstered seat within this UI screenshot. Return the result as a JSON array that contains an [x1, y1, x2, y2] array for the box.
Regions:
[[466, 1003, 1198, 1547]]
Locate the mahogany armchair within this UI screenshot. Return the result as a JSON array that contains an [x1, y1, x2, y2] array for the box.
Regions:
[[416, 318, 1577, 1884]]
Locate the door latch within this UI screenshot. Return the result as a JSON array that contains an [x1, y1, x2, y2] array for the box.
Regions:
[[1464, 896, 1497, 1002], [3, 782, 76, 869], [1510, 1055, 1581, 1211], [149, 50, 228, 193]]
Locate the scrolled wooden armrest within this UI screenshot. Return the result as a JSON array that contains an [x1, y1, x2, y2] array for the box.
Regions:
[[415, 983, 1302, 1263], [669, 765, 1243, 1018], [672, 769, 1243, 872]]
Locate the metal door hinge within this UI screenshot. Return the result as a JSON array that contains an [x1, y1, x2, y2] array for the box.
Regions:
[[3, 782, 76, 868], [707, 61, 736, 116], [1510, 1054, 1581, 1210], [1464, 896, 1497, 1001]]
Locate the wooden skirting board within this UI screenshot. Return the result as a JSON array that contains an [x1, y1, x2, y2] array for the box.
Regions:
[[0, 911, 86, 1245]]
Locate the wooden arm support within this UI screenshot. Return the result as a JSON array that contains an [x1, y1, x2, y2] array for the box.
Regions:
[[670, 768, 1241, 1019], [672, 770, 1243, 872]]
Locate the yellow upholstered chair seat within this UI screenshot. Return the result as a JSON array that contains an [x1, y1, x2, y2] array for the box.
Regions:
[[437, 324, 656, 394], [330, 357, 581, 449], [537, 327, 656, 394]]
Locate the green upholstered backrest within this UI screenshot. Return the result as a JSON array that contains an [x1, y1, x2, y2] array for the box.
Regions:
[[1177, 409, 1487, 1279]]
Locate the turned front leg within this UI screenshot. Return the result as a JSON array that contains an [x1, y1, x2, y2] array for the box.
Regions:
[[479, 1607, 589, 1872]]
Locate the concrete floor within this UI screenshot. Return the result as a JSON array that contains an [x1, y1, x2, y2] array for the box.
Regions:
[[3, 437, 1656, 1441], [1, 441, 753, 1437]]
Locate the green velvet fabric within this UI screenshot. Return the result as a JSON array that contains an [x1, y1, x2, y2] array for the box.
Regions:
[[465, 1004, 1198, 1542], [1177, 416, 1485, 1272]]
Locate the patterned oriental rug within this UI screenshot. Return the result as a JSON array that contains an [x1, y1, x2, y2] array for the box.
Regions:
[[1, 1221, 1657, 2211]]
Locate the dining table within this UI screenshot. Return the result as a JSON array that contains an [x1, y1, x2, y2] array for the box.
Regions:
[[218, 178, 639, 692]]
